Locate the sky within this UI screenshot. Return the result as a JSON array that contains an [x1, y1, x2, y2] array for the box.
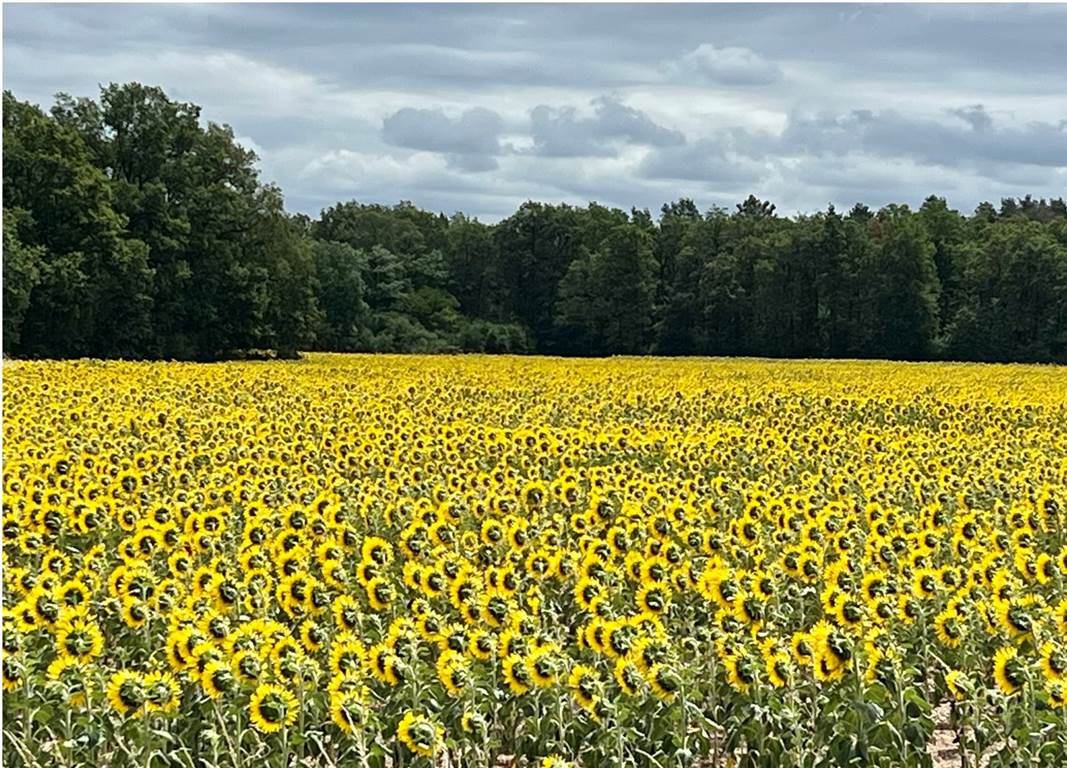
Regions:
[[4, 3, 1067, 222]]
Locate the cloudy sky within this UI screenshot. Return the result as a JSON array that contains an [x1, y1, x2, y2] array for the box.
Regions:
[[5, 3, 1067, 221]]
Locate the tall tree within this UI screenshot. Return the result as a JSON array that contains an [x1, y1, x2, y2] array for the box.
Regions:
[[494, 202, 582, 352], [861, 205, 940, 360], [656, 207, 726, 355], [6, 82, 1067, 365], [654, 199, 701, 332], [946, 220, 1067, 361], [3, 91, 154, 358], [444, 213, 498, 319], [48, 83, 312, 359], [557, 222, 658, 355], [2, 211, 43, 351], [311, 240, 371, 351], [919, 196, 965, 343]]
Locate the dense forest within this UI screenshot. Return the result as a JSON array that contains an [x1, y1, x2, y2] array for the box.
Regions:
[[5, 84, 1067, 362]]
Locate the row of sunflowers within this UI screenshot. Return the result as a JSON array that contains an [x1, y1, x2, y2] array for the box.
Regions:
[[3, 354, 1066, 767]]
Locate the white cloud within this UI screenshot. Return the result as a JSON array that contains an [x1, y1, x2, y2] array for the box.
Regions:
[[5, 3, 1067, 220], [669, 43, 782, 86]]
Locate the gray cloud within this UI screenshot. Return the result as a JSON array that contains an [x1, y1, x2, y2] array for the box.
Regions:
[[765, 107, 1067, 171], [529, 96, 684, 157], [671, 43, 782, 86], [638, 140, 762, 185], [951, 105, 993, 133], [4, 4, 1067, 220], [382, 106, 504, 171]]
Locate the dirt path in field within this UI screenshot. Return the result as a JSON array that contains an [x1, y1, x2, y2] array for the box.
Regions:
[[929, 702, 964, 768]]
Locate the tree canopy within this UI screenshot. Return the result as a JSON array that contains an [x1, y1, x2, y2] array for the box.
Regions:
[[5, 85, 1067, 362]]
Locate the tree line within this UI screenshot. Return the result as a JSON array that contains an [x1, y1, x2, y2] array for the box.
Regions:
[[5, 84, 1067, 362]]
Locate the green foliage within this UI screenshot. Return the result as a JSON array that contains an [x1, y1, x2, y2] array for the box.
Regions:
[[4, 84, 1067, 362], [862, 205, 941, 360], [493, 201, 583, 353], [557, 222, 658, 355], [945, 220, 1067, 361], [310, 240, 371, 351], [3, 90, 154, 358], [2, 211, 43, 349]]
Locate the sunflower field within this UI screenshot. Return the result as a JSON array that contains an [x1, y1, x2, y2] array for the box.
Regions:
[[2, 354, 1066, 768]]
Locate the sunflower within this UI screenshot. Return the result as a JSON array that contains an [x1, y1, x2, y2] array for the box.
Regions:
[[567, 664, 600, 712], [1034, 552, 1057, 585], [764, 651, 791, 689], [480, 592, 512, 628], [1054, 599, 1067, 636], [635, 581, 671, 616], [573, 576, 602, 611], [1049, 682, 1067, 709], [993, 646, 1025, 696], [46, 656, 94, 706], [631, 636, 668, 675], [330, 595, 362, 635], [120, 596, 150, 629], [27, 586, 61, 627], [396, 710, 441, 758], [933, 608, 964, 649], [522, 481, 547, 508], [299, 619, 327, 653], [330, 688, 368, 735], [361, 536, 393, 566], [945, 670, 968, 701], [541, 757, 574, 768], [525, 645, 560, 688], [249, 683, 298, 734], [602, 620, 635, 659], [164, 627, 201, 672], [499, 626, 528, 659], [232, 648, 263, 686], [790, 631, 814, 667], [646, 663, 680, 702], [835, 595, 866, 632], [54, 610, 104, 663], [10, 601, 40, 634], [2, 654, 25, 692], [367, 644, 401, 686], [864, 645, 897, 687], [365, 577, 394, 612], [896, 595, 919, 625], [480, 519, 505, 547], [997, 596, 1039, 639], [201, 659, 236, 699], [460, 710, 486, 735], [1039, 642, 1066, 684], [469, 628, 496, 661], [321, 558, 346, 590], [144, 670, 181, 713], [199, 611, 231, 643], [56, 579, 91, 609], [812, 640, 848, 684], [734, 592, 767, 627], [107, 669, 146, 717], [724, 651, 759, 693], [502, 653, 532, 695], [609, 656, 641, 696], [436, 649, 470, 697], [912, 568, 940, 599]]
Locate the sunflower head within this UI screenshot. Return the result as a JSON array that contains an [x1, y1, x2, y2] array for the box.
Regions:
[[106, 670, 147, 717], [249, 683, 298, 734], [396, 710, 441, 758], [993, 646, 1026, 696]]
